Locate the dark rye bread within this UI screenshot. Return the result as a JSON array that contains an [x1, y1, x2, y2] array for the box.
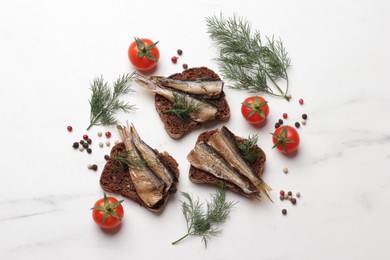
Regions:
[[100, 142, 179, 213], [154, 67, 230, 139], [189, 128, 267, 198]]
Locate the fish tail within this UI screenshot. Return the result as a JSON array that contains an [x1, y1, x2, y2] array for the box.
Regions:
[[134, 73, 159, 92], [116, 121, 132, 144], [257, 181, 273, 203]]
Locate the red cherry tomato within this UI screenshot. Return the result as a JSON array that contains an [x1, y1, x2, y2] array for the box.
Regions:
[[128, 37, 160, 71], [272, 125, 300, 154], [241, 96, 269, 125], [91, 193, 124, 230]]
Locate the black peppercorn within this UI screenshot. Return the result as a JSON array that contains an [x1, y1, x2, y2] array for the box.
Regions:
[[295, 122, 300, 128], [182, 63, 188, 70], [72, 142, 79, 149], [80, 140, 85, 145], [82, 143, 89, 149], [104, 155, 110, 160], [87, 148, 92, 154], [177, 49, 183, 55], [278, 119, 283, 124], [287, 191, 292, 196], [87, 138, 92, 144], [291, 198, 297, 205], [282, 209, 287, 215], [275, 122, 280, 128], [91, 164, 98, 171]]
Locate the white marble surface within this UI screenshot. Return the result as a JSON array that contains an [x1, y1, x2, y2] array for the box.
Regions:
[[1, 0, 390, 259]]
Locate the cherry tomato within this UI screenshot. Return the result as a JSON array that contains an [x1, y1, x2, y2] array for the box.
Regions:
[[91, 193, 124, 230], [128, 37, 160, 71], [271, 125, 300, 154], [241, 96, 269, 125]]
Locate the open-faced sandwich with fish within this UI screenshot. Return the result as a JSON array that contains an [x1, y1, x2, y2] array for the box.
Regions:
[[100, 123, 179, 213], [134, 67, 230, 139], [187, 126, 271, 200]]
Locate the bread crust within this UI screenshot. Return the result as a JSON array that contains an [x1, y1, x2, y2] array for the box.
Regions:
[[100, 142, 179, 213], [188, 128, 266, 198]]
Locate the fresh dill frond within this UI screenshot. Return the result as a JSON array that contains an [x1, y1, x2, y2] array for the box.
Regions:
[[163, 92, 204, 121], [113, 151, 145, 171], [87, 73, 136, 130], [172, 186, 236, 248], [206, 14, 291, 101], [238, 134, 260, 164]]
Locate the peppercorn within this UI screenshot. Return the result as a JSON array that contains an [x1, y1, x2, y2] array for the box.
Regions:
[[106, 140, 111, 147], [283, 113, 288, 119], [282, 209, 287, 215], [275, 122, 280, 128], [105, 131, 111, 138], [83, 134, 88, 140], [182, 63, 188, 70], [99, 142, 104, 148], [291, 198, 297, 205], [104, 155, 110, 160], [280, 195, 284, 201], [87, 164, 92, 169], [287, 191, 292, 196], [91, 164, 98, 171], [82, 143, 89, 149], [177, 49, 183, 55], [79, 147, 84, 152], [114, 140, 120, 145], [87, 138, 92, 144], [301, 119, 306, 125], [278, 119, 283, 125], [67, 126, 73, 132], [79, 140, 85, 145], [295, 122, 300, 128], [97, 131, 102, 137], [299, 98, 304, 105], [72, 142, 79, 149], [87, 148, 92, 154], [280, 190, 285, 196], [302, 113, 307, 120], [296, 192, 301, 198], [283, 167, 288, 174], [171, 56, 178, 63]]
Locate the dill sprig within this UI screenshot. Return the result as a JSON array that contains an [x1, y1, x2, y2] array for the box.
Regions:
[[172, 186, 236, 248], [87, 73, 136, 130], [163, 93, 204, 121], [238, 134, 260, 164], [113, 151, 145, 171], [206, 14, 291, 101]]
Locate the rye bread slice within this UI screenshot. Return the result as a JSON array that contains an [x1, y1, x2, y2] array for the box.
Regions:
[[188, 128, 267, 198], [154, 67, 230, 139], [100, 142, 179, 213]]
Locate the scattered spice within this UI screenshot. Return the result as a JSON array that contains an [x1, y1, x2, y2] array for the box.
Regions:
[[72, 142, 79, 149], [280, 190, 285, 196], [295, 122, 300, 128], [301, 119, 306, 125], [280, 195, 284, 201], [182, 63, 188, 70], [278, 119, 283, 125], [302, 113, 307, 120], [87, 148, 92, 154], [283, 113, 288, 119], [299, 98, 304, 105], [83, 134, 89, 141], [106, 140, 111, 147], [282, 209, 287, 215], [283, 167, 288, 174], [97, 131, 102, 137], [104, 155, 110, 160], [80, 140, 85, 145], [79, 147, 84, 152], [87, 138, 92, 144], [91, 164, 98, 171], [171, 56, 178, 63], [296, 192, 301, 198], [82, 143, 89, 149], [67, 126, 73, 132], [177, 49, 183, 55], [99, 142, 104, 148], [287, 191, 292, 196], [105, 131, 111, 138], [114, 140, 120, 145], [275, 122, 281, 129], [291, 198, 297, 205], [87, 164, 92, 169]]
